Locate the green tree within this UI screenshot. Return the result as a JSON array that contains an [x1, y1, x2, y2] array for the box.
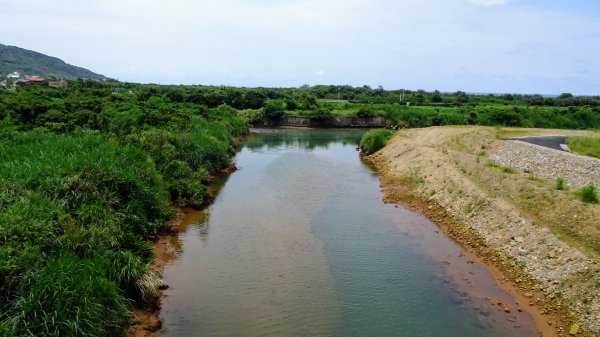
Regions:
[[263, 99, 287, 120], [431, 90, 443, 103], [455, 91, 469, 104]]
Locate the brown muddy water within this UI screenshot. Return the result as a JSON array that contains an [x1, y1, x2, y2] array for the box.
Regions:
[[158, 128, 540, 337]]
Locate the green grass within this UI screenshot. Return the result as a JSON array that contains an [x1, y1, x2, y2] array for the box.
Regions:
[[567, 137, 600, 159], [359, 129, 395, 154], [578, 185, 599, 203], [6, 253, 129, 336], [556, 177, 565, 190], [0, 132, 176, 336], [484, 161, 500, 168]]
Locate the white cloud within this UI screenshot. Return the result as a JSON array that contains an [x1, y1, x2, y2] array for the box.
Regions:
[[314, 70, 325, 76]]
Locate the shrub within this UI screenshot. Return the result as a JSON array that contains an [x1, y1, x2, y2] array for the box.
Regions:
[[357, 108, 375, 118], [263, 99, 286, 120], [359, 129, 394, 154], [556, 177, 565, 190], [238, 108, 265, 125], [578, 185, 598, 203], [163, 160, 209, 207]]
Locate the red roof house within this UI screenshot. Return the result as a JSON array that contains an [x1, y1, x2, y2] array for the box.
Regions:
[[24, 77, 46, 84]]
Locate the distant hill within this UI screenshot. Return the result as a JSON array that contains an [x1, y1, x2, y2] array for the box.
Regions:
[[0, 44, 110, 80]]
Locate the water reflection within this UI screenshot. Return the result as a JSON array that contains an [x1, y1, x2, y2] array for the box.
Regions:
[[159, 128, 540, 337], [244, 128, 365, 151]]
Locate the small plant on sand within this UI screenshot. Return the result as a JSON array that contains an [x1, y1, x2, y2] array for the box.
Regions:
[[484, 161, 500, 169], [578, 185, 598, 203], [556, 177, 565, 190]]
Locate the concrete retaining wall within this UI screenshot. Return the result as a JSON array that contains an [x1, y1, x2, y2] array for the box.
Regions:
[[278, 116, 386, 128]]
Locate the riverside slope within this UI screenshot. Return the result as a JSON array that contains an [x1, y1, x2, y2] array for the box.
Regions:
[[369, 126, 600, 337]]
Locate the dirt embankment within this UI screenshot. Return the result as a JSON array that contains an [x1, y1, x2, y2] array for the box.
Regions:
[[127, 208, 187, 337], [369, 126, 600, 337]]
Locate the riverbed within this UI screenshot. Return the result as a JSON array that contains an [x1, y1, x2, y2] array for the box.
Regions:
[[158, 128, 540, 337]]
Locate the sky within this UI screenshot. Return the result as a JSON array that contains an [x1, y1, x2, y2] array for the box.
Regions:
[[1, 0, 599, 95]]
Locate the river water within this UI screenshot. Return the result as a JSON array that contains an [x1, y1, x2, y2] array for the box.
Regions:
[[159, 128, 539, 337]]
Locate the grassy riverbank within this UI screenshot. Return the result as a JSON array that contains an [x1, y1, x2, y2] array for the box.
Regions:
[[369, 126, 600, 336], [0, 83, 246, 336]]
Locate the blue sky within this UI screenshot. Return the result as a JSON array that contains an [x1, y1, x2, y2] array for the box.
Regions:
[[1, 0, 599, 95]]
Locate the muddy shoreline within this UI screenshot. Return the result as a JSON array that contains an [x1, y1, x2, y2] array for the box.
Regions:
[[369, 167, 569, 337], [127, 208, 184, 337], [367, 126, 600, 337]]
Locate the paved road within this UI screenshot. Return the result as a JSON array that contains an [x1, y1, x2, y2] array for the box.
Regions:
[[506, 136, 569, 151]]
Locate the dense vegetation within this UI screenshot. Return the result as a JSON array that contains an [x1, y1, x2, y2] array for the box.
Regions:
[[0, 80, 599, 336], [359, 129, 395, 154], [0, 82, 245, 336], [0, 44, 109, 80]]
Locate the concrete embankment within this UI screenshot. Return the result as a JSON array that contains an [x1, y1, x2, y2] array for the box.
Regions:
[[368, 126, 600, 337], [278, 116, 386, 128]]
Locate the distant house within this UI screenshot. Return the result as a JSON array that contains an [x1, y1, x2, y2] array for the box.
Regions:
[[0, 80, 6, 89], [48, 79, 68, 88], [7, 72, 20, 79], [24, 76, 45, 85]]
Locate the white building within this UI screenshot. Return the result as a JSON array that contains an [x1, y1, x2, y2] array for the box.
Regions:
[[7, 72, 21, 79]]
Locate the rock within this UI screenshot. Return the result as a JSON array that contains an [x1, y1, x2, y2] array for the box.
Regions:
[[499, 235, 511, 244], [569, 323, 579, 335], [504, 307, 511, 313], [548, 251, 556, 259], [518, 247, 529, 256], [515, 237, 524, 243], [525, 292, 534, 298]]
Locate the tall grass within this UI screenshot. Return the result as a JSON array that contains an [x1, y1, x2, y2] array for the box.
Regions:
[[359, 129, 395, 154], [7, 253, 128, 337], [0, 132, 172, 337], [0, 84, 248, 337], [566, 137, 600, 159]]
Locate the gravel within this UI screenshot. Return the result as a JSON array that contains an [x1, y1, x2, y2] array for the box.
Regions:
[[490, 140, 600, 190]]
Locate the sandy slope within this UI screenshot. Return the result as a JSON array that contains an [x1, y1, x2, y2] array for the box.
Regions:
[[370, 126, 600, 337]]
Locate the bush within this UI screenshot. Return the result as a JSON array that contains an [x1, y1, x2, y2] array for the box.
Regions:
[[359, 129, 395, 154], [163, 160, 209, 207], [578, 185, 598, 203], [556, 177, 565, 190]]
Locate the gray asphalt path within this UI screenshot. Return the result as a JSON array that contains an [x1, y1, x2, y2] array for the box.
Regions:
[[506, 136, 569, 151]]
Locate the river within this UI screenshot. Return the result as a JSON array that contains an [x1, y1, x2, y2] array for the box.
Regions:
[[158, 128, 539, 337]]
